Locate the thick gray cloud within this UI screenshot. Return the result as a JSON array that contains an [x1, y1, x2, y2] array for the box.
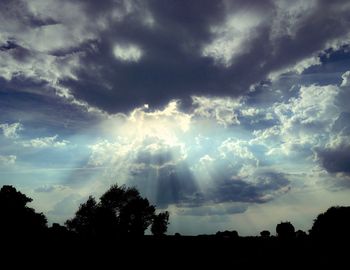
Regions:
[[179, 203, 248, 216], [203, 171, 291, 204], [57, 0, 350, 112], [318, 147, 350, 174], [1, 0, 350, 113], [316, 111, 350, 175]]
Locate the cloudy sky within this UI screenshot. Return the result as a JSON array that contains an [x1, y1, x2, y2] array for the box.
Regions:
[[1, 0, 350, 235]]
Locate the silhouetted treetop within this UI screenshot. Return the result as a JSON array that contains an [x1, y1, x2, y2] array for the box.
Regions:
[[260, 230, 271, 237], [66, 184, 167, 238], [0, 185, 32, 206], [276, 221, 295, 239], [65, 196, 98, 236], [310, 206, 350, 240], [295, 230, 307, 239], [151, 211, 170, 236], [0, 185, 47, 237], [215, 230, 239, 239]]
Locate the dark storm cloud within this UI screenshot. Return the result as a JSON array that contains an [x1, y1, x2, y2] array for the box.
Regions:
[[207, 172, 290, 204], [0, 0, 57, 30], [316, 112, 350, 176], [2, 0, 350, 113], [58, 0, 350, 113], [61, 0, 231, 112], [318, 147, 350, 174], [0, 78, 102, 136], [179, 203, 248, 216], [0, 41, 19, 52]]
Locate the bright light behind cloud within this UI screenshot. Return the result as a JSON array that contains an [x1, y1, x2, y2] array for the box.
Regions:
[[2, 0, 350, 236], [90, 95, 297, 210], [85, 77, 350, 218]]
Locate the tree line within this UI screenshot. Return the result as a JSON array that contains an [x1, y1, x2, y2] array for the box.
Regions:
[[0, 184, 350, 241]]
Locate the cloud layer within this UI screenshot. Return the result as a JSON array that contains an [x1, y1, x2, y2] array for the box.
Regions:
[[1, 0, 350, 112]]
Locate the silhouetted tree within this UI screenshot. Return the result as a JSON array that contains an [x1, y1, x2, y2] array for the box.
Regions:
[[260, 230, 271, 238], [100, 185, 155, 236], [151, 211, 169, 236], [310, 206, 350, 240], [66, 184, 158, 237], [0, 185, 47, 237], [216, 230, 239, 239], [295, 230, 307, 239], [276, 221, 295, 239], [65, 196, 98, 237]]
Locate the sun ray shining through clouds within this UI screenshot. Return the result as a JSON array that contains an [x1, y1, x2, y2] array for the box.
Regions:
[[1, 0, 350, 236]]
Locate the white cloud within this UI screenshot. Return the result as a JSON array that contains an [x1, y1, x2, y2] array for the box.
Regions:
[[253, 126, 281, 142], [241, 107, 261, 117], [218, 138, 259, 177], [107, 100, 191, 144], [192, 96, 242, 127], [341, 70, 350, 87], [202, 11, 263, 66], [0, 155, 16, 165], [276, 84, 339, 128], [88, 101, 192, 184], [0, 122, 23, 138], [22, 135, 69, 148], [4, 0, 99, 53], [269, 55, 321, 80], [113, 44, 143, 62], [251, 83, 341, 162], [219, 138, 256, 161], [0, 0, 109, 116]]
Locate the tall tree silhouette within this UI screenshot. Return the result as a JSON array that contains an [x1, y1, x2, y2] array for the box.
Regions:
[[66, 184, 158, 237], [0, 185, 47, 237], [151, 211, 169, 236], [276, 221, 295, 239], [310, 206, 350, 240], [65, 196, 98, 237]]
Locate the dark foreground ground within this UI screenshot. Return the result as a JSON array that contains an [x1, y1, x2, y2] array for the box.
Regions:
[[1, 235, 347, 268]]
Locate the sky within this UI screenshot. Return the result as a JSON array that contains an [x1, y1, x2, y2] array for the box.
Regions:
[[1, 0, 350, 236]]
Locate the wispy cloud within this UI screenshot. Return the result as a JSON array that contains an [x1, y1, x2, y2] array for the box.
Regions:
[[0, 122, 23, 138], [22, 135, 69, 148], [0, 155, 16, 166]]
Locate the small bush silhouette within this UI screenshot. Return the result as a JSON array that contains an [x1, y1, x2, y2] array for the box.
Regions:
[[276, 221, 295, 239], [215, 230, 239, 239], [260, 230, 271, 237]]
